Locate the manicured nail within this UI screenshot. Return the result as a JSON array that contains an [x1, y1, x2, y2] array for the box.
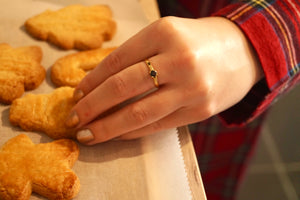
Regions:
[[73, 89, 84, 102], [77, 129, 94, 143], [65, 110, 79, 127]]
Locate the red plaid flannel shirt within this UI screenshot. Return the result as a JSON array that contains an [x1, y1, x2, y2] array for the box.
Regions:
[[157, 0, 300, 199]]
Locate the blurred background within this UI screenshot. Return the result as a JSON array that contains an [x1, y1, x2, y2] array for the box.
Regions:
[[237, 84, 300, 200]]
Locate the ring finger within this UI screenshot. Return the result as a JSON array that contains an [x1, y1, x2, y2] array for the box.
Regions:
[[67, 55, 169, 128]]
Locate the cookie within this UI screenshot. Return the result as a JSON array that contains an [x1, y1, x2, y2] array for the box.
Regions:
[[9, 87, 76, 139], [51, 47, 116, 87], [25, 4, 117, 50], [0, 43, 45, 104], [0, 134, 80, 200]]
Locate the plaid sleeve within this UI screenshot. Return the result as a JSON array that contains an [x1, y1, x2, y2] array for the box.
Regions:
[[214, 0, 300, 126]]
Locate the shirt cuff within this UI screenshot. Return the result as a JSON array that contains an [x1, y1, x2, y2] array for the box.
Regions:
[[213, 1, 300, 126]]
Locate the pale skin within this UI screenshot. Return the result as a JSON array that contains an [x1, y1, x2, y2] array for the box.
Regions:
[[65, 16, 264, 145]]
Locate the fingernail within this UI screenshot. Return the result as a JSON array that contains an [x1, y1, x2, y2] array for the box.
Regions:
[[73, 89, 84, 102], [77, 129, 94, 143], [65, 110, 79, 127]]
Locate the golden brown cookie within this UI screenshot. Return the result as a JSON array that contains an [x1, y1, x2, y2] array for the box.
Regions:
[[0, 43, 45, 104], [51, 47, 116, 87], [25, 4, 117, 50], [9, 87, 76, 139], [0, 134, 80, 200]]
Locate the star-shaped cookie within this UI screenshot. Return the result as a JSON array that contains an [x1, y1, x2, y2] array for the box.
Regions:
[[0, 43, 45, 104], [0, 134, 80, 200], [25, 4, 117, 50]]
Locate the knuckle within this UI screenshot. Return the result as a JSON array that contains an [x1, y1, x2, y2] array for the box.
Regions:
[[178, 77, 211, 101], [153, 16, 178, 40], [179, 87, 195, 100], [92, 120, 113, 141], [76, 99, 94, 122], [105, 52, 122, 74], [110, 74, 127, 97], [204, 105, 215, 118], [151, 121, 163, 132], [97, 124, 111, 141], [129, 104, 148, 124], [198, 103, 216, 119], [194, 76, 213, 97], [157, 16, 177, 30], [81, 76, 94, 91], [168, 51, 198, 82], [176, 51, 198, 73]]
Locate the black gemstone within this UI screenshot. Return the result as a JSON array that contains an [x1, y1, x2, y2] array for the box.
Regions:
[[150, 70, 157, 77]]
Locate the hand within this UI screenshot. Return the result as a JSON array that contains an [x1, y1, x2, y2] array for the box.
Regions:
[[65, 16, 263, 145]]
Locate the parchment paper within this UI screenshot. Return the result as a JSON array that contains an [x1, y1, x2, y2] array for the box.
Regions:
[[0, 0, 192, 199]]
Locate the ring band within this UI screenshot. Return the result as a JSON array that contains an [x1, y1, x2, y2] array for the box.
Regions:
[[145, 59, 159, 88]]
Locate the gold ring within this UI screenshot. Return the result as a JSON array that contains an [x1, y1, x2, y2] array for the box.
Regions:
[[145, 59, 159, 88]]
